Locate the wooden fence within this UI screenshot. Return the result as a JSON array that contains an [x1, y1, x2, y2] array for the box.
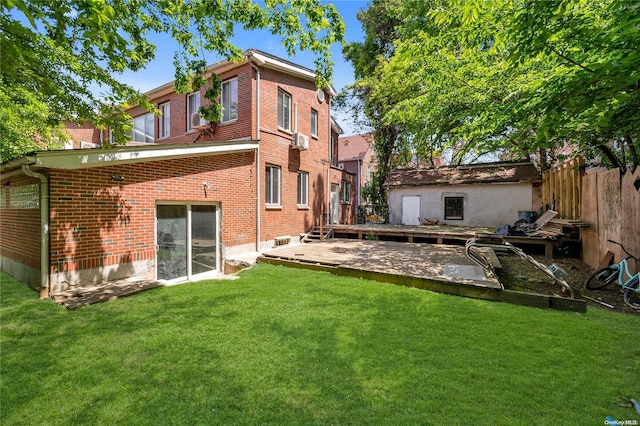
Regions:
[[581, 167, 640, 273], [542, 159, 639, 271], [541, 157, 584, 220]]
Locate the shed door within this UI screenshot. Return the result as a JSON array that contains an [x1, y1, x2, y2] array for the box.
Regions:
[[402, 195, 421, 225]]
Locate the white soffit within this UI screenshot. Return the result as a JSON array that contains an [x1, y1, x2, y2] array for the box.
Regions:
[[31, 141, 259, 170]]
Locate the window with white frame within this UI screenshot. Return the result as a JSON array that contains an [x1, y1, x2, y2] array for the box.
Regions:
[[330, 134, 337, 165], [310, 108, 318, 137], [187, 92, 200, 131], [277, 89, 291, 131], [444, 196, 464, 220], [341, 181, 351, 203], [127, 112, 155, 142], [221, 78, 238, 122], [297, 172, 308, 206], [159, 102, 170, 138], [265, 165, 281, 206]]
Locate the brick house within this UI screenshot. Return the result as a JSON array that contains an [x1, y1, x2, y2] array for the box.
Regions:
[[337, 133, 376, 207], [0, 49, 355, 296]]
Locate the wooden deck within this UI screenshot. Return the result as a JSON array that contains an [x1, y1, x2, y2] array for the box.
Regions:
[[259, 239, 586, 313], [329, 223, 563, 258], [263, 239, 502, 289]]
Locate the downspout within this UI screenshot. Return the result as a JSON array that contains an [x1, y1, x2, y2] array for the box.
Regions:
[[250, 61, 261, 251], [357, 158, 362, 209], [21, 164, 50, 299], [327, 96, 332, 224]]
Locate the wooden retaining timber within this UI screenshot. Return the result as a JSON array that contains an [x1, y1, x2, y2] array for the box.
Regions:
[[257, 256, 586, 313], [51, 279, 163, 309]]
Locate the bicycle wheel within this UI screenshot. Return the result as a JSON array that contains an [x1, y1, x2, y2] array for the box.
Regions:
[[623, 277, 640, 310], [585, 266, 618, 290]]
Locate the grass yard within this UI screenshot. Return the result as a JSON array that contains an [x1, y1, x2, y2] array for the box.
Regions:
[[2, 264, 639, 425]]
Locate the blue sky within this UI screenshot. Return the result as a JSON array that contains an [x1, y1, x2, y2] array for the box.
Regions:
[[116, 0, 369, 135]]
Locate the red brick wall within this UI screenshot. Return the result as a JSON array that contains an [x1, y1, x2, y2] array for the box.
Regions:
[[0, 175, 42, 271], [257, 67, 338, 238], [126, 63, 255, 145], [48, 152, 256, 274], [64, 120, 102, 146]]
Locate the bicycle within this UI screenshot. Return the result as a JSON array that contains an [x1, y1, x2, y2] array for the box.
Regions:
[[584, 240, 640, 309]]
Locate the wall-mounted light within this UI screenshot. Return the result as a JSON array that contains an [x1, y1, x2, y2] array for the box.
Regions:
[[203, 182, 209, 188], [111, 174, 125, 182]]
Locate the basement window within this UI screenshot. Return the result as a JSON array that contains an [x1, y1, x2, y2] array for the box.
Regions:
[[444, 196, 464, 220]]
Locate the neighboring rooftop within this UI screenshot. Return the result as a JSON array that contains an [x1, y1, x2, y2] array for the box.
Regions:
[[384, 161, 541, 188], [338, 133, 374, 161]]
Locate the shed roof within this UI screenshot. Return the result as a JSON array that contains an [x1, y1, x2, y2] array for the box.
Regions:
[[384, 161, 541, 188]]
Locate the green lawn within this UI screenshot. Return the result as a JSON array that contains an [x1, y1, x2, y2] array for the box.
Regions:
[[2, 264, 639, 425]]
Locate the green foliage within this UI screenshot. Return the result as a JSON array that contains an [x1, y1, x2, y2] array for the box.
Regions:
[[2, 266, 639, 424], [347, 0, 640, 172], [364, 231, 379, 240], [339, 0, 409, 199], [0, 0, 345, 162]]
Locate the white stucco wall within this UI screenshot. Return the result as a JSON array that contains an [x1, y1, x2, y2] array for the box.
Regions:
[[388, 183, 536, 228]]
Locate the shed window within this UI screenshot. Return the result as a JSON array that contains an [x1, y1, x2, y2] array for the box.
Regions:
[[444, 197, 464, 220]]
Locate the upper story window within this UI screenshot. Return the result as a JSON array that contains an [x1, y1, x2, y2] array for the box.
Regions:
[[330, 134, 337, 166], [128, 112, 154, 143], [277, 89, 291, 131], [187, 92, 200, 131], [310, 108, 318, 137], [221, 78, 238, 122], [159, 102, 170, 138], [265, 165, 281, 206]]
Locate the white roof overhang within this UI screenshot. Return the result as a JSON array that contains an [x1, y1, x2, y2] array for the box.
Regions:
[[2, 141, 258, 172]]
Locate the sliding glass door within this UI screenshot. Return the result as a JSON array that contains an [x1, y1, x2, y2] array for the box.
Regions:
[[156, 204, 218, 282]]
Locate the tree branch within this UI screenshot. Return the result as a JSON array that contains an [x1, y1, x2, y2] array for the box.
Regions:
[[598, 143, 625, 174], [548, 46, 595, 74]]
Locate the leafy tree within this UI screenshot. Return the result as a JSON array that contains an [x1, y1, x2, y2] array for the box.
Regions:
[[338, 0, 408, 206], [370, 0, 639, 172], [0, 0, 344, 162]]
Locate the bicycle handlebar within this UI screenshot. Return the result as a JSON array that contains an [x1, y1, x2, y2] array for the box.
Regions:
[[607, 239, 640, 261]]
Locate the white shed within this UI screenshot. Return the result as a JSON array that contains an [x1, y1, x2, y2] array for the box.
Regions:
[[384, 161, 542, 228]]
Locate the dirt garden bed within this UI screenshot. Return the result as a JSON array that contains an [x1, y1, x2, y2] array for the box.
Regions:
[[496, 252, 639, 315]]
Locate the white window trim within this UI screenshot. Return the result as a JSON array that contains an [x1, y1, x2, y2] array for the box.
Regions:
[[221, 78, 238, 123], [187, 92, 201, 132], [297, 171, 309, 207], [278, 88, 292, 132], [159, 102, 170, 138], [265, 165, 281, 207], [341, 181, 351, 204], [310, 108, 318, 138], [128, 112, 155, 143]]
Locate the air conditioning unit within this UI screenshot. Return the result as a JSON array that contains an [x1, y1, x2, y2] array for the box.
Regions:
[[338, 163, 345, 170], [293, 133, 309, 150], [191, 112, 207, 128]]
